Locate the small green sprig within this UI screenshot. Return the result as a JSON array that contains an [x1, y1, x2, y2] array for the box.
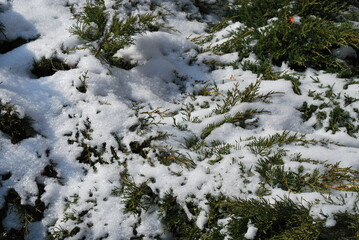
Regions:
[[76, 71, 89, 93], [246, 131, 322, 156], [212, 80, 279, 116]]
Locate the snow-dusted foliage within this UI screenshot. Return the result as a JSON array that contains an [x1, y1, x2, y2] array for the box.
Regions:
[[0, 0, 358, 239]]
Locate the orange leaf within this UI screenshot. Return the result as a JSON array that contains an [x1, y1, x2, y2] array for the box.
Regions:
[[288, 16, 295, 24]]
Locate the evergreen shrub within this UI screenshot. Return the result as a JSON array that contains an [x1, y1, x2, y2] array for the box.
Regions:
[[70, 0, 159, 69], [213, 0, 359, 76], [0, 101, 36, 144], [31, 56, 75, 78]]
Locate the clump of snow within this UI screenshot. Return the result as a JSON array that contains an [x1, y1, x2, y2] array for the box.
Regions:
[[196, 210, 208, 230], [292, 15, 301, 24], [244, 220, 258, 239], [333, 45, 358, 60]]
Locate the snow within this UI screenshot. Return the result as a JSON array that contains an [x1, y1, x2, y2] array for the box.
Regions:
[[0, 0, 359, 239], [333, 45, 358, 60], [244, 220, 258, 239]]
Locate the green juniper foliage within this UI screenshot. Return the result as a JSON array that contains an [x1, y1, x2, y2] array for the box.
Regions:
[[112, 179, 158, 215], [67, 118, 109, 168], [75, 71, 89, 93], [48, 190, 359, 239], [228, 0, 359, 28], [206, 196, 359, 239], [186, 79, 280, 139], [0, 101, 36, 144], [212, 80, 278, 115], [241, 60, 277, 80], [254, 17, 359, 73], [326, 106, 358, 136], [211, 0, 359, 76], [40, 1, 359, 239], [31, 56, 74, 78], [256, 151, 359, 193], [47, 194, 83, 240], [201, 108, 268, 139], [125, 105, 196, 168], [70, 0, 159, 69], [114, 186, 203, 239], [298, 82, 359, 137], [240, 60, 303, 94], [191, 0, 229, 17], [159, 191, 202, 239], [0, 187, 46, 240], [298, 102, 319, 121], [51, 81, 359, 239], [246, 131, 310, 156], [211, 26, 254, 59]]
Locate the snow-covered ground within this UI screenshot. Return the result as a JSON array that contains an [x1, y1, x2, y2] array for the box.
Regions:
[[0, 0, 358, 239]]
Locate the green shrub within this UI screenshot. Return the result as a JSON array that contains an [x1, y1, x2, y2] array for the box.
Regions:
[[228, 0, 358, 28], [255, 150, 359, 193], [75, 71, 88, 93], [112, 180, 157, 215], [207, 196, 359, 239], [253, 17, 359, 72], [67, 118, 108, 168], [192, 0, 230, 17], [31, 56, 74, 78], [159, 191, 201, 239], [0, 101, 36, 144], [70, 0, 158, 69], [0, 188, 45, 239], [228, 0, 289, 28], [70, 0, 107, 42], [326, 105, 358, 136], [298, 86, 359, 137], [212, 0, 359, 76]]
